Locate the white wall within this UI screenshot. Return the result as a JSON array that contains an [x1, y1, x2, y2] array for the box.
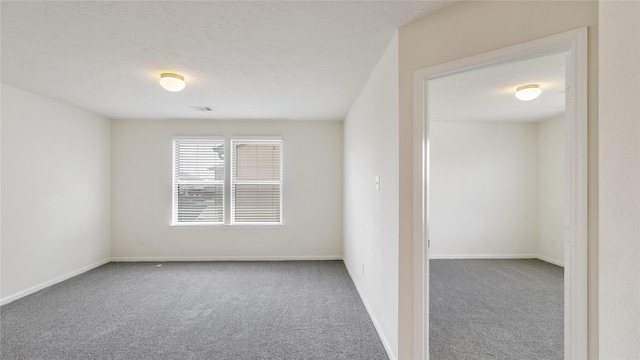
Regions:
[[0, 84, 3, 305], [536, 115, 565, 264], [0, 84, 111, 304], [599, 1, 640, 358], [398, 2, 598, 356], [429, 121, 538, 257], [343, 34, 399, 359], [111, 119, 342, 260], [429, 117, 565, 265]]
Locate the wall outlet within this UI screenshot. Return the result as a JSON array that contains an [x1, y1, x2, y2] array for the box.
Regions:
[[287, 236, 294, 245], [137, 236, 145, 245]]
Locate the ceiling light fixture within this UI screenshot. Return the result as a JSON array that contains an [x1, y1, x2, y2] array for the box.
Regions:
[[159, 73, 185, 92], [515, 84, 541, 101]]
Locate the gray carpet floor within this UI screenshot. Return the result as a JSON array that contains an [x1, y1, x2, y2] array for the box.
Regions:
[[1, 261, 388, 360], [430, 259, 564, 360]]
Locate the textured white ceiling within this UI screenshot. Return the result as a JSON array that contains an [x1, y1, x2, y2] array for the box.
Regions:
[[1, 1, 450, 121], [428, 51, 568, 123]]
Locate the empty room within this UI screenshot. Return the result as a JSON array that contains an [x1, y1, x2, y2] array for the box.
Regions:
[[1, 1, 639, 360]]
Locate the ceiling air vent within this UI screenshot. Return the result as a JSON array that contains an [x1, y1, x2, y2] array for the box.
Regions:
[[190, 106, 215, 112]]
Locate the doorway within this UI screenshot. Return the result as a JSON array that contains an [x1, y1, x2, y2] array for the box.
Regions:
[[412, 28, 588, 360], [428, 50, 567, 359]]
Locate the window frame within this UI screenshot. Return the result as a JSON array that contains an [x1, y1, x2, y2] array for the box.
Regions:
[[230, 137, 284, 225], [170, 136, 284, 227]]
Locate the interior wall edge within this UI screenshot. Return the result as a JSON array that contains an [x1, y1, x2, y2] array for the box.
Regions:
[[343, 32, 400, 359]]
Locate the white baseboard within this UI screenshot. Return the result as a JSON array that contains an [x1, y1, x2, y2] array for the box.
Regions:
[[429, 253, 564, 267], [110, 255, 343, 262], [535, 254, 565, 267], [429, 253, 536, 260], [344, 261, 397, 360], [0, 258, 111, 306]]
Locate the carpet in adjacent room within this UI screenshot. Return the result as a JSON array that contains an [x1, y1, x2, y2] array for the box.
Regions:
[[430, 259, 563, 360]]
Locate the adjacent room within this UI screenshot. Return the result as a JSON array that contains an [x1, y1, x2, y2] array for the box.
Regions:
[[426, 52, 567, 359], [2, 1, 639, 360]]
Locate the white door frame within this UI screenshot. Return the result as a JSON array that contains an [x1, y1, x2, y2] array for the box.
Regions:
[[412, 27, 588, 360]]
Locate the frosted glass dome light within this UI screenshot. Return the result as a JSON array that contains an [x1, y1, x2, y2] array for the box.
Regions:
[[515, 84, 541, 101], [159, 73, 185, 92]]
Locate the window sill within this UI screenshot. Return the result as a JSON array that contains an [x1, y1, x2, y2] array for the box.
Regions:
[[169, 223, 285, 229]]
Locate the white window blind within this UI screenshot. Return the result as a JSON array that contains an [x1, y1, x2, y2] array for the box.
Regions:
[[231, 139, 283, 224], [172, 138, 225, 225]]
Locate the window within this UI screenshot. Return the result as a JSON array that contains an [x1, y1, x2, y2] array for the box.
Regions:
[[171, 137, 283, 226], [172, 138, 225, 225], [231, 139, 283, 224]]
